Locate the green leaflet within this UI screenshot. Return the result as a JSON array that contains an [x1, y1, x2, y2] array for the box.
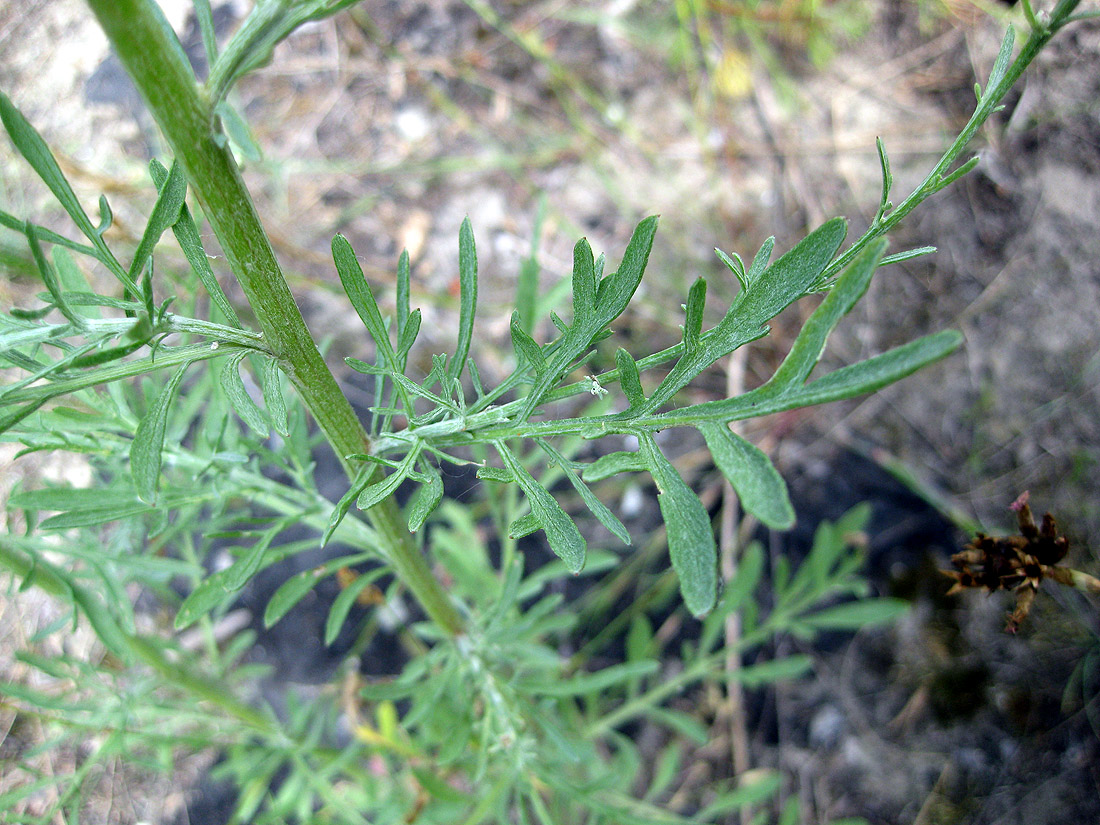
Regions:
[[193, 0, 218, 66], [222, 519, 291, 592], [332, 235, 396, 366], [221, 350, 269, 436], [735, 655, 813, 688], [205, 0, 361, 105], [407, 462, 443, 532], [214, 100, 262, 162], [639, 217, 848, 415], [322, 463, 376, 547], [682, 277, 706, 355], [581, 450, 648, 483], [24, 224, 82, 327], [51, 247, 99, 319], [984, 26, 1016, 102], [777, 504, 870, 613], [537, 440, 631, 545], [396, 308, 422, 365], [150, 158, 241, 328], [572, 232, 597, 315], [261, 357, 289, 437], [449, 217, 477, 382], [765, 330, 963, 410], [356, 442, 424, 510], [649, 330, 963, 427], [875, 136, 893, 223], [11, 485, 137, 512], [131, 361, 193, 502], [39, 501, 157, 530], [476, 465, 514, 483], [746, 235, 775, 282], [495, 440, 586, 573], [515, 197, 545, 334], [333, 233, 425, 418], [396, 248, 411, 340], [637, 433, 717, 617], [176, 518, 288, 631], [715, 247, 747, 291], [801, 598, 909, 631], [262, 552, 373, 629], [615, 348, 645, 410], [644, 707, 709, 745], [175, 567, 236, 630], [696, 772, 782, 821], [517, 660, 658, 697], [758, 238, 887, 398], [0, 210, 98, 259], [697, 422, 794, 530], [508, 512, 540, 539], [510, 312, 546, 374], [324, 567, 387, 646], [128, 159, 187, 287]]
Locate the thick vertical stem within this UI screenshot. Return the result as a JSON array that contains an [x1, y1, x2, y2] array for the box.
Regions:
[[86, 0, 462, 636], [86, 0, 365, 468]]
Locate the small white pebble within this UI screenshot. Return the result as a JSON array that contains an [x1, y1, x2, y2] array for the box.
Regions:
[[621, 483, 644, 518], [395, 107, 430, 142]]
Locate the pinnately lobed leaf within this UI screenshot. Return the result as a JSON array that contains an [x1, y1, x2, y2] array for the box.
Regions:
[[0, 90, 136, 294], [639, 217, 847, 415], [649, 329, 962, 427]]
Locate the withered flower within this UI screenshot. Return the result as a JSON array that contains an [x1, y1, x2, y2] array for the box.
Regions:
[[943, 492, 1096, 633]]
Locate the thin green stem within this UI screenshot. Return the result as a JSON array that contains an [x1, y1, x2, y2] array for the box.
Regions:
[[369, 495, 465, 636], [0, 341, 250, 406], [820, 0, 1081, 284]]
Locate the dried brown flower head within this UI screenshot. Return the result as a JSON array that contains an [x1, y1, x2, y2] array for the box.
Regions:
[[944, 492, 1080, 633]]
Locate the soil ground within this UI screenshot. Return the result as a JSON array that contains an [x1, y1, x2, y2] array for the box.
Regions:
[[1, 1, 1098, 823]]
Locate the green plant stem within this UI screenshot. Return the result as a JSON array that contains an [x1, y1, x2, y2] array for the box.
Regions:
[[369, 495, 464, 635], [84, 0, 365, 468], [83, 0, 463, 637], [820, 0, 1082, 284], [0, 341, 247, 406]]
